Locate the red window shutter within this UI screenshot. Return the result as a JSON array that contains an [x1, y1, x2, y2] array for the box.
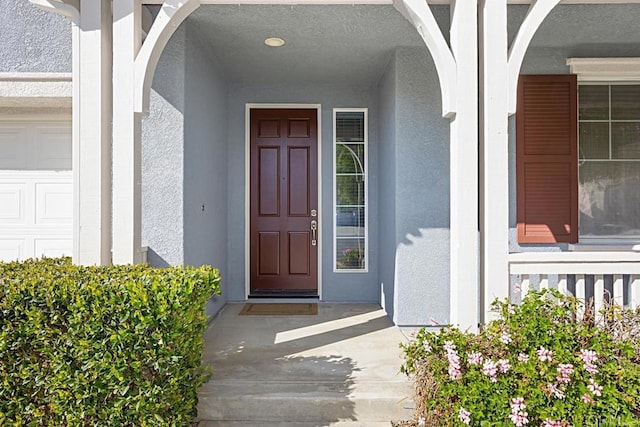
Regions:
[[517, 75, 578, 243]]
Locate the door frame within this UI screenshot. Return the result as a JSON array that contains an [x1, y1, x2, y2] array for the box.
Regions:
[[244, 103, 323, 300]]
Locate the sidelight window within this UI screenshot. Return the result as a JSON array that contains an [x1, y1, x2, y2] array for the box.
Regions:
[[333, 109, 367, 271]]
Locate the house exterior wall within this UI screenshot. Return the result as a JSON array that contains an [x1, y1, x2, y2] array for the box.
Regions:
[[507, 4, 640, 254], [0, 0, 71, 73], [142, 28, 186, 267], [380, 47, 451, 326], [183, 29, 229, 315], [378, 50, 397, 319]]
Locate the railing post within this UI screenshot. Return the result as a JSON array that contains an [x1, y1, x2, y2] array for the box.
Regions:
[[558, 274, 568, 295], [576, 274, 586, 321]]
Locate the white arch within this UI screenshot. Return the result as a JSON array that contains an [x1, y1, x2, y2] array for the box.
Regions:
[[507, 0, 561, 115], [134, 0, 201, 114], [30, 0, 79, 24], [393, 0, 457, 118]]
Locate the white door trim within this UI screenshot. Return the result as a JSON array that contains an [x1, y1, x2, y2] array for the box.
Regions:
[[244, 103, 323, 300]]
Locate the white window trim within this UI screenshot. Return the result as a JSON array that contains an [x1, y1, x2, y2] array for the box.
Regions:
[[568, 60, 640, 249], [333, 108, 368, 273], [567, 58, 640, 82]]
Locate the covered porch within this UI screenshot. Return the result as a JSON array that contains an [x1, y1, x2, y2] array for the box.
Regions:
[[29, 0, 640, 329]]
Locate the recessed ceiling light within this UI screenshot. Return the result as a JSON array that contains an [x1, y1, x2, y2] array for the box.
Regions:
[[264, 37, 286, 47]]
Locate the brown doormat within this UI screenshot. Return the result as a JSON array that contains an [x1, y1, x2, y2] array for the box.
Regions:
[[239, 303, 318, 316]]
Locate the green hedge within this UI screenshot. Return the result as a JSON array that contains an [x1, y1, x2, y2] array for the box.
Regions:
[[0, 257, 221, 426]]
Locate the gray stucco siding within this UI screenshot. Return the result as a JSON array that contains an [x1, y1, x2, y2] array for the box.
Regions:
[[1, 1, 71, 73]]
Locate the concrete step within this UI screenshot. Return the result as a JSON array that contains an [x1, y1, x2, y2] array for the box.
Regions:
[[196, 379, 413, 423]]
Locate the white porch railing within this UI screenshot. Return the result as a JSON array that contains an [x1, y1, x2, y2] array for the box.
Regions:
[[508, 252, 640, 314]]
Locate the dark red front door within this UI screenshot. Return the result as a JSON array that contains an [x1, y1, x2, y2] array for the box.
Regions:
[[250, 109, 318, 294]]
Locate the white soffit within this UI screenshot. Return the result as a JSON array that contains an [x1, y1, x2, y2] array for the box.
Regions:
[[0, 73, 72, 108], [567, 58, 640, 81]]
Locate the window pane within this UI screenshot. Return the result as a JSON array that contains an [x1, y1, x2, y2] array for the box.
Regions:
[[611, 85, 640, 120], [579, 122, 609, 160], [336, 238, 365, 270], [579, 161, 640, 236], [336, 144, 365, 173], [336, 112, 365, 142], [579, 85, 609, 120], [336, 175, 365, 206], [612, 122, 640, 159], [336, 207, 365, 237]]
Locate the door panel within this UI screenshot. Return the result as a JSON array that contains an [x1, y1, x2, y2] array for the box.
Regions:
[[250, 109, 318, 293]]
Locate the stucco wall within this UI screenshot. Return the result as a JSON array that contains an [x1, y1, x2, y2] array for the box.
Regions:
[[0, 1, 71, 73], [508, 4, 640, 253], [390, 48, 451, 326], [378, 51, 397, 319], [225, 83, 381, 303], [183, 28, 229, 315], [142, 28, 186, 267]]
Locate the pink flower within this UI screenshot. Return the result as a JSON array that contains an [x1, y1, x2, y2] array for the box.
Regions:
[[500, 332, 513, 345], [444, 341, 462, 380], [429, 317, 438, 326], [498, 358, 511, 373], [537, 346, 553, 362], [580, 349, 599, 374], [513, 283, 522, 293], [588, 379, 603, 397], [482, 359, 498, 382], [509, 397, 529, 426], [510, 397, 526, 412], [508, 304, 516, 314], [458, 407, 471, 425], [556, 363, 574, 384], [581, 393, 595, 405], [547, 382, 565, 399], [468, 351, 483, 366], [518, 353, 529, 363]]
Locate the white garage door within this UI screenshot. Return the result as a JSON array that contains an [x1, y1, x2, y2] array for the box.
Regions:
[[0, 120, 72, 262]]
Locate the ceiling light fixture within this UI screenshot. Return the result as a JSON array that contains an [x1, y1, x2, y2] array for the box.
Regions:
[[264, 37, 286, 47]]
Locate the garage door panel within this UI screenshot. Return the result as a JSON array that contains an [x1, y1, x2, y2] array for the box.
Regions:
[[34, 238, 72, 259], [0, 126, 28, 169], [0, 120, 72, 262], [35, 182, 72, 224], [0, 239, 25, 262], [0, 183, 25, 223], [34, 126, 72, 170]]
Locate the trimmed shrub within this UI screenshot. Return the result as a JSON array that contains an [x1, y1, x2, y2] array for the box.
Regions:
[[0, 257, 221, 426], [401, 290, 640, 426]]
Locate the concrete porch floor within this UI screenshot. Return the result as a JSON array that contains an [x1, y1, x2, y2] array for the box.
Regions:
[[196, 303, 414, 426]]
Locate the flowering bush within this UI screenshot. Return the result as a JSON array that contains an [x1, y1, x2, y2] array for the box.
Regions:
[[400, 290, 640, 426]]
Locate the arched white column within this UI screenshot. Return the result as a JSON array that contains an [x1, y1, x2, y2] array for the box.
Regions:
[[30, 0, 79, 24], [507, 0, 561, 114], [393, 0, 457, 118], [30, 0, 112, 266], [480, 0, 559, 323], [134, 0, 201, 114]]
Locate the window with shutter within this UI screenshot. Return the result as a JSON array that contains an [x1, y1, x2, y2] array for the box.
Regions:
[[516, 75, 578, 243]]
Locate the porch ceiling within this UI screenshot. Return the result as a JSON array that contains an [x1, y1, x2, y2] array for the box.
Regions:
[[185, 5, 447, 85]]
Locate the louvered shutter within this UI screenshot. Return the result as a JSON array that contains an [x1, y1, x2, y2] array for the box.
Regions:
[[516, 75, 578, 243]]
